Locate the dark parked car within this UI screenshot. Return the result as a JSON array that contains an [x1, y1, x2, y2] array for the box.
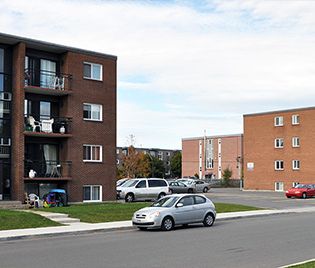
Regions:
[[286, 184, 315, 199], [169, 181, 196, 194]]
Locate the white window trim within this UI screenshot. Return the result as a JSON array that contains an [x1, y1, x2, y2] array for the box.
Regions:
[[83, 62, 103, 81], [275, 160, 284, 170], [274, 116, 284, 127], [83, 144, 103, 162], [292, 114, 300, 125], [83, 185, 102, 202], [292, 137, 300, 148], [83, 103, 103, 122], [275, 182, 284, 192], [292, 160, 300, 170], [274, 138, 284, 148]]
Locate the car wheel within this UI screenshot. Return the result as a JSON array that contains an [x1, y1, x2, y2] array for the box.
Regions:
[[203, 213, 215, 227], [188, 188, 193, 193], [161, 216, 174, 231], [158, 192, 166, 199], [203, 187, 209, 193], [286, 196, 291, 198], [125, 193, 134, 202], [302, 192, 307, 199], [138, 227, 147, 231]]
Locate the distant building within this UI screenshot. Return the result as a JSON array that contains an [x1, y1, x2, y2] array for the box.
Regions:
[[182, 134, 243, 179], [117, 147, 181, 177], [244, 107, 315, 191]]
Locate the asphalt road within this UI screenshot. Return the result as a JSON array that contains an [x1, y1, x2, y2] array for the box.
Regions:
[[205, 188, 315, 209], [1, 213, 315, 268]]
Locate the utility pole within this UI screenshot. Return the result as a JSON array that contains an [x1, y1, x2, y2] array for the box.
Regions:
[[203, 129, 206, 180]]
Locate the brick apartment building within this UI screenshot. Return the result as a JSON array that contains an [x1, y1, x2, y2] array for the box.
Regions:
[[244, 107, 315, 191], [0, 33, 117, 202], [117, 147, 180, 177], [182, 134, 243, 180]]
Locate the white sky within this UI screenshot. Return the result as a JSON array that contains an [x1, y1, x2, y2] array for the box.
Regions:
[[1, 0, 315, 149]]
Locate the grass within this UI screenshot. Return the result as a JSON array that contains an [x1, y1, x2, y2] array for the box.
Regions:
[[37, 202, 262, 223], [0, 209, 61, 231], [287, 261, 315, 268]]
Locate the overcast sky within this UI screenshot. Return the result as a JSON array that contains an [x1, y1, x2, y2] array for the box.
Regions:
[[1, 0, 315, 149]]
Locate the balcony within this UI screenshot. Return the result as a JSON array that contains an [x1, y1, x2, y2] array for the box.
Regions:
[[24, 160, 72, 180], [0, 145, 10, 158], [24, 69, 72, 96], [24, 116, 72, 138]]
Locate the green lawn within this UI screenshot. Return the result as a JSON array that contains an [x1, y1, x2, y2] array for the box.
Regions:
[[38, 202, 262, 223], [0, 209, 61, 231], [288, 261, 315, 268]]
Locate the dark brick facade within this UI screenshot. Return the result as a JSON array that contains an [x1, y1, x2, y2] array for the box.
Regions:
[[1, 33, 117, 202]]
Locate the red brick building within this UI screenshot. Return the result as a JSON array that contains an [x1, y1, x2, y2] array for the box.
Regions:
[[182, 134, 243, 180], [0, 33, 116, 202], [244, 107, 315, 191]]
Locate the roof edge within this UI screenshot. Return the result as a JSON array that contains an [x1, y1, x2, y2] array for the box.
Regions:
[[182, 133, 243, 141], [244, 106, 315, 117]]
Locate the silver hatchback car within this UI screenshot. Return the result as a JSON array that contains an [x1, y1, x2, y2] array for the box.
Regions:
[[132, 194, 216, 231]]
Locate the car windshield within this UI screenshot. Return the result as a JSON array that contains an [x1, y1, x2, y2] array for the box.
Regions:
[[151, 196, 180, 208], [294, 184, 307, 189], [122, 180, 139, 187], [117, 180, 127, 186]]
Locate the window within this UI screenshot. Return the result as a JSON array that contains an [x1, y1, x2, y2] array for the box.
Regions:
[[116, 149, 120, 155], [275, 182, 284, 192], [136, 180, 147, 188], [292, 137, 300, 148], [179, 196, 194, 206], [194, 196, 206, 204], [166, 152, 170, 156], [274, 116, 283, 126], [83, 145, 102, 162], [292, 160, 300, 170], [148, 179, 167, 187], [292, 114, 300, 125], [116, 159, 120, 165], [274, 138, 284, 148], [158, 151, 163, 160], [83, 62, 102, 81], [83, 103, 102, 121], [275, 160, 284, 170], [206, 139, 214, 169], [83, 185, 102, 202], [40, 101, 51, 120]]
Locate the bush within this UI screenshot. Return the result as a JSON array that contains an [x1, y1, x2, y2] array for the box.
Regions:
[[222, 167, 232, 187]]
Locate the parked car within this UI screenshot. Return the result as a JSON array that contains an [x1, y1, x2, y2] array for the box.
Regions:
[[116, 178, 129, 187], [169, 181, 196, 193], [194, 180, 210, 193], [117, 178, 170, 202], [132, 194, 216, 231], [286, 184, 315, 199]]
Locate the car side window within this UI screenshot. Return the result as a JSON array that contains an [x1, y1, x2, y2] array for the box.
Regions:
[[148, 180, 167, 187], [180, 196, 194, 206], [194, 196, 206, 204], [178, 182, 186, 187], [136, 180, 147, 188]]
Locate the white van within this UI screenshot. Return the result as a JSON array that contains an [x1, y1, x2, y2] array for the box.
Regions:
[[117, 178, 170, 202]]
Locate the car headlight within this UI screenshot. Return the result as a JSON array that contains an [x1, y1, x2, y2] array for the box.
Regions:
[[148, 211, 160, 219]]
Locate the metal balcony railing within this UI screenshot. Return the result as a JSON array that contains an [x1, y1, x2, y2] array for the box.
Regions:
[[24, 116, 72, 134], [24, 69, 72, 91], [0, 72, 12, 93], [0, 146, 10, 158], [24, 160, 72, 178]]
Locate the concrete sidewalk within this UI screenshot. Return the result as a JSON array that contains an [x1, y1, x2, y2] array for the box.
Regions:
[[1, 206, 315, 241]]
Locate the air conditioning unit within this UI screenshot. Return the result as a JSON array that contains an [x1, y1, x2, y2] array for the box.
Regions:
[[0, 92, 12, 101]]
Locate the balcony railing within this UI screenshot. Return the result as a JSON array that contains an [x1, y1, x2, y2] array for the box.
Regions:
[[24, 160, 72, 178], [0, 146, 10, 158], [24, 69, 72, 91], [0, 72, 11, 93], [24, 116, 72, 135]]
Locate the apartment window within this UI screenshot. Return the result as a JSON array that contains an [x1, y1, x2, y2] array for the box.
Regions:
[[166, 152, 170, 156], [83, 62, 103, 81], [83, 145, 103, 162], [275, 182, 284, 192], [292, 160, 300, 170], [83, 103, 103, 121], [274, 138, 284, 148], [292, 137, 300, 147], [116, 149, 120, 155], [158, 152, 163, 160], [274, 116, 283, 126], [275, 160, 284, 170], [83, 185, 102, 202], [292, 114, 300, 125], [116, 159, 120, 165]]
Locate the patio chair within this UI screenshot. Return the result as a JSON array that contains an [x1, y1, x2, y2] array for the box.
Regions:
[[41, 118, 54, 133], [27, 116, 41, 132]]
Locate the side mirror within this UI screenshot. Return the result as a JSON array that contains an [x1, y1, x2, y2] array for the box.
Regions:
[[176, 203, 183, 208]]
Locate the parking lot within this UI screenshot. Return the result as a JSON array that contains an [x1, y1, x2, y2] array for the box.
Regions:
[[205, 188, 315, 209]]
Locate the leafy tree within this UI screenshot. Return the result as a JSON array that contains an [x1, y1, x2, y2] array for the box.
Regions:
[[122, 146, 141, 178], [170, 151, 182, 178], [222, 167, 232, 187], [149, 156, 165, 178], [137, 153, 151, 178]]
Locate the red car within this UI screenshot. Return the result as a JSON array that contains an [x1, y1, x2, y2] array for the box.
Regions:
[[286, 184, 315, 199]]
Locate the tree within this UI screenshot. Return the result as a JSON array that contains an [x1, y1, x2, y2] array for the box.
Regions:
[[122, 146, 141, 178], [137, 153, 151, 178], [149, 156, 165, 178], [170, 151, 182, 178], [222, 167, 232, 187]]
